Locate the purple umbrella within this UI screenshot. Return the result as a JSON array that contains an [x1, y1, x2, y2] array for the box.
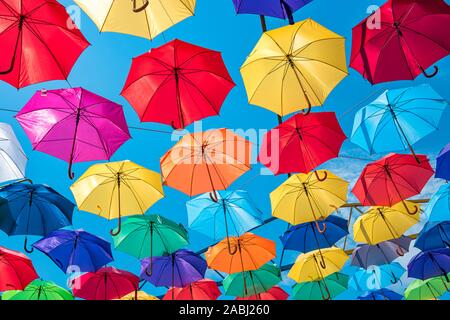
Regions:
[[232, 0, 312, 23], [408, 249, 450, 281], [436, 143, 450, 181], [16, 88, 131, 179]]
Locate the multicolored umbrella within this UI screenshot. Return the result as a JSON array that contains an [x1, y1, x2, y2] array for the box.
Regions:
[[0, 0, 89, 88], [74, 0, 196, 40], [408, 249, 450, 281], [236, 286, 288, 301], [2, 280, 73, 300], [241, 18, 348, 116], [16, 88, 131, 179], [232, 0, 312, 23], [259, 112, 346, 175], [358, 289, 403, 301], [436, 143, 450, 181], [348, 263, 405, 291], [0, 246, 38, 291], [424, 184, 450, 223], [405, 276, 450, 300], [416, 221, 450, 251], [350, 0, 450, 84], [163, 279, 221, 301], [292, 272, 348, 300], [33, 229, 113, 273], [0, 123, 27, 184]]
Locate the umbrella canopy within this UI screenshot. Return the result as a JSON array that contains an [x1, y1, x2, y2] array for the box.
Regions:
[[405, 276, 450, 300], [70, 160, 164, 235], [348, 263, 405, 291], [16, 88, 130, 179], [232, 0, 312, 22], [0, 246, 38, 291], [408, 249, 450, 281], [353, 202, 420, 245], [436, 143, 450, 181], [0, 0, 89, 89], [280, 215, 348, 253], [416, 221, 450, 251], [236, 286, 288, 300], [0, 182, 74, 253], [350, 85, 447, 158], [288, 248, 348, 283], [74, 0, 196, 40], [187, 190, 263, 243], [292, 272, 348, 301], [259, 112, 346, 175], [122, 39, 234, 129], [351, 236, 412, 268], [118, 291, 159, 300], [270, 170, 348, 227], [358, 289, 403, 301], [424, 184, 450, 223], [160, 129, 252, 197], [163, 279, 221, 301], [73, 267, 139, 300], [33, 229, 113, 273], [2, 279, 73, 300], [241, 18, 348, 116], [352, 153, 434, 210], [350, 0, 450, 84], [0, 123, 26, 184]]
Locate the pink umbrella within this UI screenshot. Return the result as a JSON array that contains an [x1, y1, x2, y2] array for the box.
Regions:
[[16, 88, 131, 179]]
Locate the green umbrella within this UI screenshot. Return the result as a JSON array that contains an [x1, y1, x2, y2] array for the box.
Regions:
[[112, 214, 189, 275], [223, 263, 281, 298], [1, 280, 73, 300], [405, 276, 450, 300], [292, 272, 348, 300]]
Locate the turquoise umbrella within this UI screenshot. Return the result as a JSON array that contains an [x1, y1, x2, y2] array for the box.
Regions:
[[349, 262, 405, 291], [424, 184, 450, 223]]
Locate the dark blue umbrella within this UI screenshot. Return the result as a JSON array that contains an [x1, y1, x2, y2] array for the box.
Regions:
[[33, 229, 113, 273], [0, 182, 74, 253], [358, 289, 403, 300], [436, 143, 450, 181], [408, 249, 450, 281], [415, 221, 450, 251]]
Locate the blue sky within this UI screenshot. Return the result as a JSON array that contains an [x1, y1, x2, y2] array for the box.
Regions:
[[0, 0, 449, 299]]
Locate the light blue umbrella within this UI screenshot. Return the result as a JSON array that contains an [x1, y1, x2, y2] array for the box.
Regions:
[[351, 85, 447, 161], [424, 184, 450, 222], [348, 262, 405, 291]]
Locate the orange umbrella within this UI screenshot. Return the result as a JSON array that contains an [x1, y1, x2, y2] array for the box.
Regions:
[[160, 129, 252, 199]]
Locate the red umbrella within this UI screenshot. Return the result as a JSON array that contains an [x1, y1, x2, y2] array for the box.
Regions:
[[0, 0, 89, 89], [236, 286, 289, 301], [72, 267, 139, 300], [121, 39, 235, 129], [352, 153, 434, 214], [163, 279, 221, 300], [0, 246, 38, 291], [350, 0, 450, 84], [258, 112, 346, 176]]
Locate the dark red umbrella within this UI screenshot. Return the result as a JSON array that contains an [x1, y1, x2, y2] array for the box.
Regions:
[[162, 279, 221, 300], [352, 153, 434, 214], [258, 112, 346, 176], [0, 0, 89, 89], [350, 0, 450, 84], [121, 39, 235, 129], [0, 246, 38, 291]]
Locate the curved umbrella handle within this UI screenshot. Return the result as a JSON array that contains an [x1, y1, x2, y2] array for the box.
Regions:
[[421, 65, 438, 78], [132, 0, 149, 13], [315, 220, 327, 234], [145, 260, 153, 277], [110, 215, 122, 236], [302, 105, 312, 116], [319, 252, 327, 269], [24, 237, 34, 254], [314, 170, 327, 182], [321, 283, 331, 301], [396, 246, 405, 257], [209, 190, 219, 203], [390, 272, 398, 284], [403, 202, 419, 216], [68, 159, 75, 180]]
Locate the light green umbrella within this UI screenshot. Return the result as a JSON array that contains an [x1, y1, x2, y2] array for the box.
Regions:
[[2, 280, 73, 300], [405, 276, 450, 300], [292, 272, 348, 300]]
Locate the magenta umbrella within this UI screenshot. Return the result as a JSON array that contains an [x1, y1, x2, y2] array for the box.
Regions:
[[16, 88, 131, 179]]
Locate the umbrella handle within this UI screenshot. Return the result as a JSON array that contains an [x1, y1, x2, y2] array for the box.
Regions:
[[403, 202, 419, 216], [421, 65, 438, 78], [319, 253, 327, 269], [396, 246, 405, 257], [145, 260, 153, 277], [209, 191, 219, 203], [132, 0, 149, 13], [110, 215, 122, 236], [321, 283, 331, 301], [68, 159, 75, 180], [315, 220, 327, 234], [302, 105, 312, 116], [24, 237, 34, 254], [227, 242, 238, 255], [314, 170, 327, 182], [390, 272, 398, 284]]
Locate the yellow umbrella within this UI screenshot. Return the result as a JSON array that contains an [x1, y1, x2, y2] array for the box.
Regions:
[[117, 291, 159, 300], [288, 248, 348, 284], [70, 160, 164, 235], [353, 201, 420, 245], [74, 0, 196, 40], [241, 18, 348, 116], [270, 170, 348, 230]]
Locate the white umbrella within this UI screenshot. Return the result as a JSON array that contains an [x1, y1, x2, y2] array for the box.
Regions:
[[0, 123, 27, 183]]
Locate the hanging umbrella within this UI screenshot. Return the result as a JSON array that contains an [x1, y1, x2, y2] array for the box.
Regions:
[[415, 221, 450, 251], [348, 263, 405, 291], [33, 229, 113, 273], [292, 273, 348, 301], [163, 279, 221, 301], [405, 276, 450, 300], [241, 18, 348, 116], [288, 248, 348, 283], [358, 289, 403, 301], [118, 291, 159, 300], [70, 160, 164, 235], [223, 263, 281, 298], [232, 0, 312, 23], [0, 246, 38, 291], [436, 143, 450, 181], [74, 0, 196, 40], [259, 112, 346, 175], [187, 190, 263, 244], [280, 215, 348, 253], [0, 0, 89, 89], [350, 85, 447, 160], [0, 182, 74, 253], [352, 153, 434, 213], [122, 39, 234, 129], [350, 0, 450, 84], [236, 286, 288, 300], [112, 214, 189, 275], [353, 202, 420, 245], [72, 267, 139, 300], [270, 170, 348, 229], [1, 280, 73, 300], [408, 249, 450, 281], [160, 129, 252, 198], [424, 184, 450, 223], [16, 88, 131, 179], [351, 236, 412, 268], [0, 123, 27, 184]]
